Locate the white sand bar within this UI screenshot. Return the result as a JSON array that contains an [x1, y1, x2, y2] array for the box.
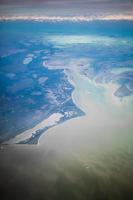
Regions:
[[5, 113, 63, 144]]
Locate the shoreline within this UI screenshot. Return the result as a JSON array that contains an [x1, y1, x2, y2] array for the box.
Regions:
[[39, 65, 133, 150], [4, 113, 63, 145]]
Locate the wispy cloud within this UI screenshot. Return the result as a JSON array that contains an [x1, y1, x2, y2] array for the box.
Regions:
[[0, 14, 133, 22]]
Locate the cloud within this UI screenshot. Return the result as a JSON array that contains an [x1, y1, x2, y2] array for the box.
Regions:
[[1, 15, 133, 21]]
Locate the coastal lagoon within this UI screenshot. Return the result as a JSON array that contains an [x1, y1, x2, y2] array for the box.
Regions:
[[0, 21, 133, 200]]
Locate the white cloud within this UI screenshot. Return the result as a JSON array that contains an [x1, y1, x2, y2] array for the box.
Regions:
[[1, 14, 133, 21]]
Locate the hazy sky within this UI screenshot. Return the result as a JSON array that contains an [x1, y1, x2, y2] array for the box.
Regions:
[[0, 0, 133, 5], [0, 0, 133, 16]]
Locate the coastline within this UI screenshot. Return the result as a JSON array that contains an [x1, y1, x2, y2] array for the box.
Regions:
[[4, 113, 63, 145], [39, 66, 133, 153], [39, 65, 132, 154]]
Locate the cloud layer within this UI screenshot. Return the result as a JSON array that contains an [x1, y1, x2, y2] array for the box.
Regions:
[[0, 14, 133, 22]]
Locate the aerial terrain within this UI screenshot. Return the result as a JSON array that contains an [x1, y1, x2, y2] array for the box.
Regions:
[[0, 1, 133, 200]]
